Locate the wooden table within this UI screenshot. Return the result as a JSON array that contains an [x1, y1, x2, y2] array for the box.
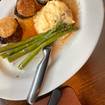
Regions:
[[0, 3, 105, 105]]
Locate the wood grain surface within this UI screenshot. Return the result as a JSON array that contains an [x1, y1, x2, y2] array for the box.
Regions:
[[0, 1, 105, 105]]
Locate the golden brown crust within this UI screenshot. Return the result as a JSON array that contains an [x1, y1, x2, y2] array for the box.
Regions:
[[0, 17, 18, 38], [16, 0, 36, 18], [0, 17, 23, 44], [0, 22, 23, 44]]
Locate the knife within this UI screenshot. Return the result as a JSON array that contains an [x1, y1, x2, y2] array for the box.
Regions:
[[27, 46, 51, 105], [47, 88, 62, 105]]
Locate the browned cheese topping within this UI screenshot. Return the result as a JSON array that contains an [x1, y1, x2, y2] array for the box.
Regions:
[[33, 0, 75, 33]]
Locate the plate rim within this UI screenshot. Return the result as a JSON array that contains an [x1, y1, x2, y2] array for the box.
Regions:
[[0, 0, 104, 100]]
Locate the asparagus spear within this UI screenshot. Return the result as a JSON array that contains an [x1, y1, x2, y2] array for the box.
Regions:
[[0, 21, 77, 70], [18, 32, 64, 70], [0, 33, 43, 53], [0, 21, 63, 53], [1, 31, 54, 58], [7, 31, 60, 62], [18, 24, 76, 69], [18, 47, 41, 70], [4, 22, 71, 60]]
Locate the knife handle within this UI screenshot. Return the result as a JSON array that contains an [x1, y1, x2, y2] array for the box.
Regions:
[[47, 88, 62, 105], [27, 47, 51, 105]]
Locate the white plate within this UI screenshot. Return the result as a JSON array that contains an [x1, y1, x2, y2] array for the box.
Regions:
[[0, 0, 104, 100]]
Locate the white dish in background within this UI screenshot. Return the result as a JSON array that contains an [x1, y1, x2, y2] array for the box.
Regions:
[[0, 0, 104, 100]]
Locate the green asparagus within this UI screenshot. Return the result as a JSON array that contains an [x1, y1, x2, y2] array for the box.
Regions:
[[0, 21, 64, 53], [0, 21, 78, 70], [18, 24, 77, 69]]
